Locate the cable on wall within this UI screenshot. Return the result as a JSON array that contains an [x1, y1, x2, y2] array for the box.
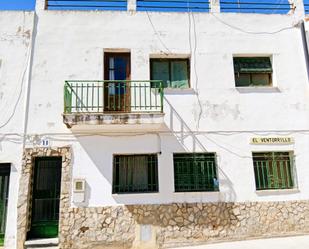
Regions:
[[210, 12, 298, 35], [146, 11, 172, 54], [186, 4, 203, 130], [0, 13, 33, 130]]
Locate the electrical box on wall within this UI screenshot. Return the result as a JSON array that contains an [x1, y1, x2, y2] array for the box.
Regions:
[[73, 179, 86, 203]]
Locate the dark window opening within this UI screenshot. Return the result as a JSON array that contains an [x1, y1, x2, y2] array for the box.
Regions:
[[113, 154, 158, 194], [252, 152, 295, 190], [173, 153, 219, 192], [150, 59, 190, 88], [234, 57, 272, 87]]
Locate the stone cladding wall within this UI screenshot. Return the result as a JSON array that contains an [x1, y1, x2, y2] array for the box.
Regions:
[[16, 147, 72, 249], [61, 201, 309, 249]]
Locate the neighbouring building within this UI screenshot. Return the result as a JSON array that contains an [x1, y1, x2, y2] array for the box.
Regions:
[[1, 0, 309, 248]]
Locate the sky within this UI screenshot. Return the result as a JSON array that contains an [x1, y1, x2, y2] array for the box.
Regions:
[[0, 0, 36, 10], [0, 0, 296, 14]]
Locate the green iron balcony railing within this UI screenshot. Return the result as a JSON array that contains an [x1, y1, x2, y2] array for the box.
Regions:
[[253, 152, 295, 190], [64, 80, 164, 114]]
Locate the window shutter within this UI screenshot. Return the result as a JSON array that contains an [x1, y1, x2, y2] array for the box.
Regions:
[[171, 61, 189, 88], [234, 57, 272, 74], [151, 61, 170, 87]]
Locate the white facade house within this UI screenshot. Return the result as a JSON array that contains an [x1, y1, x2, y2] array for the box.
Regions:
[[1, 0, 309, 248]]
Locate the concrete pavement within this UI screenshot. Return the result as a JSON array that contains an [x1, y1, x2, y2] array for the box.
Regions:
[[174, 235, 309, 249]]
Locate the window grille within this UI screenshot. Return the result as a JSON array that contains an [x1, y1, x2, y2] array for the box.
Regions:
[[252, 152, 295, 190], [173, 153, 219, 192], [113, 154, 159, 194]]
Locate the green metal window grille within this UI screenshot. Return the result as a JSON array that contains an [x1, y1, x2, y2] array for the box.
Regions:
[[113, 154, 158, 194], [253, 152, 295, 190], [233, 57, 272, 87], [150, 59, 190, 88], [173, 153, 219, 192]]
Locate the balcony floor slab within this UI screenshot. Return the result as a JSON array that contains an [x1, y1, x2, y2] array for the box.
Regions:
[[63, 112, 165, 131]]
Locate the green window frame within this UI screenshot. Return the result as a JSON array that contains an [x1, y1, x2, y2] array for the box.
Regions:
[[150, 58, 190, 88], [112, 154, 158, 194], [0, 164, 10, 246], [173, 153, 219, 192], [252, 152, 295, 190], [233, 57, 272, 87]]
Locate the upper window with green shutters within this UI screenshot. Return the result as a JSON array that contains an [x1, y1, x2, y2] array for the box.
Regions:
[[233, 57, 273, 87], [150, 58, 190, 89]]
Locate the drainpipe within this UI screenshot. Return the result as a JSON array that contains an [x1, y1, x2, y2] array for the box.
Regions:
[[300, 20, 309, 82], [22, 8, 39, 149]]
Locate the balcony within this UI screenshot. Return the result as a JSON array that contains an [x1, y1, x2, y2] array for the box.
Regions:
[[63, 80, 165, 130]]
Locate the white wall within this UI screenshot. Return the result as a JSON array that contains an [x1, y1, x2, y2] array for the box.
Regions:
[[69, 132, 309, 206], [26, 10, 309, 132], [25, 9, 309, 205], [0, 11, 34, 248]]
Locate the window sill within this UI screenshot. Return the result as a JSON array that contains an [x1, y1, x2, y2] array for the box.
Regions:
[[256, 189, 300, 196], [112, 192, 159, 195], [174, 190, 220, 194], [236, 86, 280, 93], [164, 88, 196, 95]]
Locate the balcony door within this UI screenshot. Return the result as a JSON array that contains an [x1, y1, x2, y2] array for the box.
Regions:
[[104, 53, 131, 112]]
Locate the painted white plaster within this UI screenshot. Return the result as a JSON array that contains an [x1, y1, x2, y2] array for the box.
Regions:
[[0, 11, 35, 249], [23, 7, 309, 205]]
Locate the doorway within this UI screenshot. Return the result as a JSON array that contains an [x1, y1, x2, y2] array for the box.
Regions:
[[104, 52, 131, 112], [27, 157, 62, 239]]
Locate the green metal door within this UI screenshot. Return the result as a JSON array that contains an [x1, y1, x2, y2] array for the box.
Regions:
[[28, 157, 62, 239], [0, 164, 10, 246]]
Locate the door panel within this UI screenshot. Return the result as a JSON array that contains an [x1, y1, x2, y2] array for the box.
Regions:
[[28, 157, 62, 239], [104, 53, 131, 112], [0, 164, 10, 246]]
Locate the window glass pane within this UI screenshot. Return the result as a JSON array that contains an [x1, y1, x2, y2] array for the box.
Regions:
[[235, 73, 250, 87], [173, 153, 218, 192], [113, 154, 158, 193], [251, 74, 271, 86], [234, 57, 272, 87], [113, 57, 128, 80], [132, 156, 148, 191], [109, 57, 115, 79], [106, 54, 129, 95], [252, 152, 294, 190], [151, 61, 170, 88], [171, 61, 189, 88]]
